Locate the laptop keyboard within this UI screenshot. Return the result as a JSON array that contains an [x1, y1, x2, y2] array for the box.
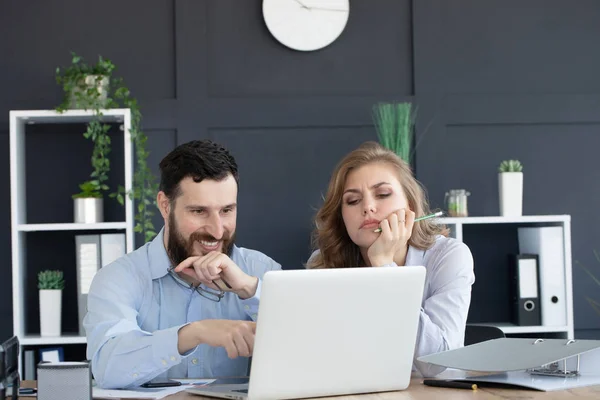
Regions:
[[233, 389, 249, 393]]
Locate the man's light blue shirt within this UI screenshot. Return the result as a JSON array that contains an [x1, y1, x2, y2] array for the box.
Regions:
[[84, 228, 282, 389]]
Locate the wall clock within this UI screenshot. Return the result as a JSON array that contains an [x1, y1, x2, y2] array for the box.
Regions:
[[262, 0, 350, 51]]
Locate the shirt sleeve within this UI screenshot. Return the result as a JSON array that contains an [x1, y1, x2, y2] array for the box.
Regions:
[[83, 262, 192, 389], [240, 256, 282, 321], [240, 278, 262, 321], [412, 240, 475, 377]]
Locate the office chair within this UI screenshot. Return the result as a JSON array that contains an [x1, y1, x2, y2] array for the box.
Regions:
[[464, 324, 505, 346], [0, 335, 20, 400]]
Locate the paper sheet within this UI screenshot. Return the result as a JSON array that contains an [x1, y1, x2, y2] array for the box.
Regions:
[[92, 379, 215, 399], [173, 379, 216, 385]]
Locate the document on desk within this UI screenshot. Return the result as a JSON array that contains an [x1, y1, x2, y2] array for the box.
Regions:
[[92, 379, 215, 399], [460, 371, 600, 392], [417, 338, 600, 391]]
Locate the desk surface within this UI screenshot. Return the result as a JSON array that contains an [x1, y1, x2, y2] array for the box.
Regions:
[[164, 377, 600, 400], [25, 377, 600, 399]]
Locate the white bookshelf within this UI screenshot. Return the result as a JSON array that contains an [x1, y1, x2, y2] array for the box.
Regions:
[[9, 109, 135, 351], [437, 215, 570, 242], [21, 335, 87, 346], [470, 323, 571, 335], [17, 222, 128, 232], [438, 215, 574, 339]]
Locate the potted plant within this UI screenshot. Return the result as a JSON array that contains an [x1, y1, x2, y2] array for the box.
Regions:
[[372, 102, 416, 165], [56, 53, 159, 241], [57, 53, 114, 223], [71, 119, 111, 223], [56, 52, 114, 109], [498, 159, 524, 216], [38, 270, 65, 337]]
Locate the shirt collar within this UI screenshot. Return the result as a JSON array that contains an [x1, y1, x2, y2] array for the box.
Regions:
[[148, 228, 172, 280], [405, 245, 426, 266]]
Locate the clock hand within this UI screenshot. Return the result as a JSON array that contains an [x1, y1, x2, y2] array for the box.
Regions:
[[292, 0, 310, 9], [307, 7, 348, 12]]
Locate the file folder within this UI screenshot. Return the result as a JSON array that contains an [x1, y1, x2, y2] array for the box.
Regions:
[[509, 254, 541, 326], [517, 227, 567, 326], [75, 235, 101, 336], [74, 234, 125, 335], [417, 338, 600, 391]]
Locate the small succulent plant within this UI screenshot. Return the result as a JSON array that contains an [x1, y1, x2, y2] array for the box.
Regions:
[[498, 160, 523, 173], [38, 270, 65, 290]]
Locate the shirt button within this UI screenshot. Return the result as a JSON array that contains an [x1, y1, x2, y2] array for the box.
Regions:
[[133, 373, 138, 378], [192, 358, 198, 365], [244, 305, 250, 310], [162, 359, 167, 365], [170, 356, 177, 361]]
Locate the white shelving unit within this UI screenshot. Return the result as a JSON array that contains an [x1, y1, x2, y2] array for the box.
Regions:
[[21, 335, 88, 346], [17, 222, 128, 232], [9, 109, 135, 348], [438, 215, 574, 339], [469, 322, 571, 335]]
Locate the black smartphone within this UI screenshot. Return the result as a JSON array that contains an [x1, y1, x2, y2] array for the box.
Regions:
[[140, 378, 182, 388]]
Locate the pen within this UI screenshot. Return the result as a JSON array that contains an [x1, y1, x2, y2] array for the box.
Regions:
[[423, 379, 477, 390], [373, 211, 444, 233]]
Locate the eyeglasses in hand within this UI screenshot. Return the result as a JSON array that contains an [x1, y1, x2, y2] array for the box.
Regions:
[[167, 266, 231, 302]]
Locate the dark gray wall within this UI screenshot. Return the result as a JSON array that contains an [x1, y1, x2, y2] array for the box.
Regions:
[[1, 0, 600, 350], [413, 0, 600, 337]]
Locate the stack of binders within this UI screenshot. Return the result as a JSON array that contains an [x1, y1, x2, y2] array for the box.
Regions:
[[75, 233, 126, 335], [513, 226, 567, 327]]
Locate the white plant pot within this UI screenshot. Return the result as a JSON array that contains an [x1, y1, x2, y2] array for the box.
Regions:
[[40, 290, 62, 337], [70, 75, 109, 108], [74, 197, 103, 223], [499, 172, 523, 216]]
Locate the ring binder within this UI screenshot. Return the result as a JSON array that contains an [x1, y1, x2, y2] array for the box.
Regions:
[[417, 338, 600, 391], [528, 339, 580, 378], [509, 254, 541, 326]]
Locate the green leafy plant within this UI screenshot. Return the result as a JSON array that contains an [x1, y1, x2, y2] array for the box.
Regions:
[[498, 160, 523, 173], [71, 119, 111, 199], [56, 52, 114, 110], [111, 91, 159, 243], [372, 102, 416, 164], [57, 53, 113, 200], [56, 52, 159, 243], [38, 270, 65, 290]]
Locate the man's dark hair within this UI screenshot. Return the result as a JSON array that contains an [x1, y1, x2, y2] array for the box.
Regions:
[[159, 140, 239, 201]]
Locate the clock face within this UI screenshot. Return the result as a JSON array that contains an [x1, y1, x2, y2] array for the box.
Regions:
[[262, 0, 350, 51]]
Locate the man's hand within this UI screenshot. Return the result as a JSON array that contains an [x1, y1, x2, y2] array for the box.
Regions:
[[178, 320, 256, 358], [174, 252, 259, 299], [367, 208, 415, 267]]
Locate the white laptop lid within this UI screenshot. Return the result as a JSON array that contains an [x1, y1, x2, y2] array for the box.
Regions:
[[247, 266, 426, 400]]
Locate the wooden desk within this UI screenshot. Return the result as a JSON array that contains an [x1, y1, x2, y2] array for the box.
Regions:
[[24, 376, 600, 399], [163, 376, 600, 400]]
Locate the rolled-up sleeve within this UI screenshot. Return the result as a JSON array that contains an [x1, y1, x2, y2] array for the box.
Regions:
[[413, 241, 475, 377], [240, 279, 262, 321], [84, 262, 191, 389], [239, 257, 282, 321]]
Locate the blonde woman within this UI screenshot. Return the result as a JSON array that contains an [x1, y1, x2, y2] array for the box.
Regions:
[[307, 141, 475, 377]]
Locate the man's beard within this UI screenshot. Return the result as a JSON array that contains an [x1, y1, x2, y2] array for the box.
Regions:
[[167, 211, 236, 267]]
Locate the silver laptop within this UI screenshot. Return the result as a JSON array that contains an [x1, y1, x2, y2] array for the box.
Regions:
[[186, 266, 426, 400]]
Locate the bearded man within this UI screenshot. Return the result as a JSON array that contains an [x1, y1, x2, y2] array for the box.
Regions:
[[84, 140, 281, 389]]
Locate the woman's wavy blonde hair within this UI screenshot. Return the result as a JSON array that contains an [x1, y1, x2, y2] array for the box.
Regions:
[[307, 141, 448, 269]]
